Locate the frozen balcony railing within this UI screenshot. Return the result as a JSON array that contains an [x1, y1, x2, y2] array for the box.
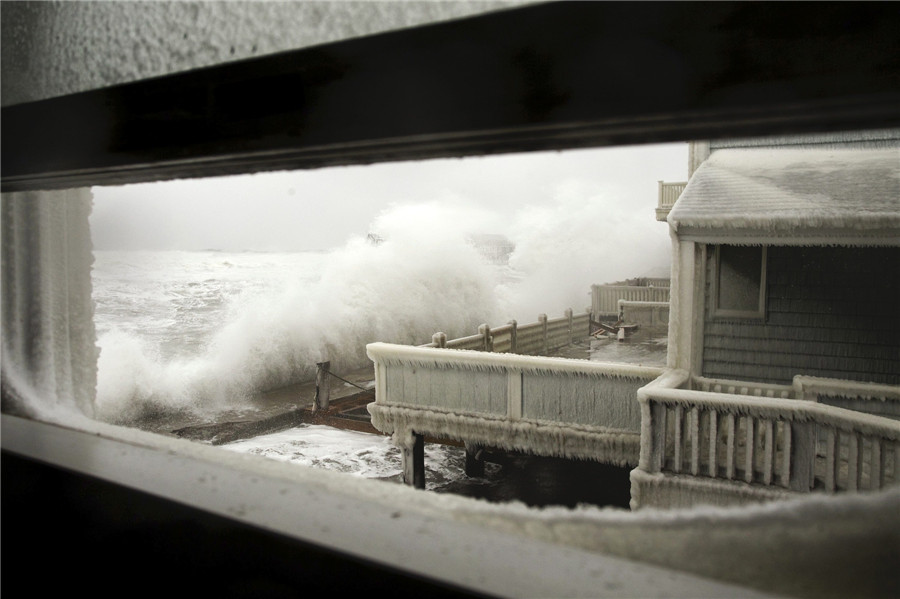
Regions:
[[656, 181, 687, 221], [637, 372, 900, 498], [591, 284, 670, 318], [367, 342, 664, 469], [419, 308, 591, 355]]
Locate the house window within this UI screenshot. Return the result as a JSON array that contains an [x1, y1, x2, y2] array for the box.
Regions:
[[713, 245, 767, 319]]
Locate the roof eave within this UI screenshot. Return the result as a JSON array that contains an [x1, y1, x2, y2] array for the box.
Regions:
[[671, 225, 900, 246]]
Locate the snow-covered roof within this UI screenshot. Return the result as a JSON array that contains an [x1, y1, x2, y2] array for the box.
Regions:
[[668, 148, 900, 245]]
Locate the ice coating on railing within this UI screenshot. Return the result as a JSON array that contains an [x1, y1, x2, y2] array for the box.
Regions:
[[367, 342, 664, 466], [636, 372, 900, 497]]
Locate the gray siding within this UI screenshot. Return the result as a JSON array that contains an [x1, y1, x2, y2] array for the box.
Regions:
[[702, 246, 900, 385]]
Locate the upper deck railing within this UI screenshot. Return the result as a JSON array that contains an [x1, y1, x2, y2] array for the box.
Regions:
[[419, 308, 591, 355], [592, 285, 670, 318], [656, 181, 687, 221]]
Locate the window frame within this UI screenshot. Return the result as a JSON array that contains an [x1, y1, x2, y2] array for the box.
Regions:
[[4, 2, 900, 193], [712, 244, 768, 320], [3, 3, 900, 596]]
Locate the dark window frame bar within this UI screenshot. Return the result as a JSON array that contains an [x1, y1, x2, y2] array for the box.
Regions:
[[3, 1, 900, 192]]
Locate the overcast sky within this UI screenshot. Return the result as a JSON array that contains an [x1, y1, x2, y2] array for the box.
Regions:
[[90, 142, 689, 252]]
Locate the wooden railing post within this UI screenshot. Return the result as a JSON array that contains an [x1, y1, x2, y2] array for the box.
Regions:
[[651, 402, 667, 472], [433, 332, 447, 348], [566, 308, 574, 340], [315, 360, 331, 411], [465, 442, 485, 478], [539, 314, 548, 354], [479, 323, 492, 352], [507, 319, 517, 354]]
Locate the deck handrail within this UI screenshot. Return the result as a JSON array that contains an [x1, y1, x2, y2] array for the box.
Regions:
[[420, 308, 591, 356], [368, 342, 663, 462], [638, 374, 900, 494], [658, 181, 687, 210], [691, 375, 797, 399], [692, 374, 900, 413], [592, 285, 670, 317]]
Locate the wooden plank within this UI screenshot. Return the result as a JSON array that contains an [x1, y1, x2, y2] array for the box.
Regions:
[[708, 410, 718, 477], [789, 421, 816, 492], [763, 420, 774, 486], [871, 439, 882, 489], [894, 442, 900, 486], [673, 405, 683, 473], [690, 407, 700, 476], [744, 416, 755, 484], [824, 428, 836, 492], [847, 433, 859, 492], [726, 413, 736, 480], [652, 403, 667, 473], [507, 371, 523, 420]]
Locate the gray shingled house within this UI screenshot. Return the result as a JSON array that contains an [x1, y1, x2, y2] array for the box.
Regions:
[[627, 134, 899, 508], [666, 134, 899, 388]]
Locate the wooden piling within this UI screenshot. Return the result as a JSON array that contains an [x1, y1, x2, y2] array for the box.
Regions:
[[315, 361, 331, 411], [465, 442, 485, 478], [402, 433, 426, 489]]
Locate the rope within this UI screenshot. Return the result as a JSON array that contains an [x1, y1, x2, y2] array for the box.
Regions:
[[326, 370, 371, 391]]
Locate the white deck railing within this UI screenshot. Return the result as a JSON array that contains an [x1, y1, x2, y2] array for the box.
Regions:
[[420, 308, 591, 356], [367, 342, 663, 464], [793, 375, 900, 420], [617, 300, 670, 328], [656, 181, 687, 220], [694, 374, 900, 417], [592, 285, 670, 317], [639, 372, 900, 494], [692, 375, 796, 399]]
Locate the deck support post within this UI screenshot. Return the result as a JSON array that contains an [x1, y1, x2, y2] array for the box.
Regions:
[[465, 442, 485, 478], [401, 432, 426, 489]]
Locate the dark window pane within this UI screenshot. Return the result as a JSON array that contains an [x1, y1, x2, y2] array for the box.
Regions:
[[717, 245, 763, 314]]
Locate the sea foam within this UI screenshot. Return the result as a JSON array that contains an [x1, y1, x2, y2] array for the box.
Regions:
[[93, 194, 669, 424]]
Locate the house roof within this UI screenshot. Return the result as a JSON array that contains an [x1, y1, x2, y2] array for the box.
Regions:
[[668, 148, 900, 245]]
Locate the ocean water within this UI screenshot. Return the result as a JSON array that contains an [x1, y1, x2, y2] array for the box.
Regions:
[[91, 243, 512, 489], [91, 240, 524, 424], [221, 423, 481, 491]]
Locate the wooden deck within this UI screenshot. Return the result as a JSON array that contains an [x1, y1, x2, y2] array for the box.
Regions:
[[165, 365, 380, 444]]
